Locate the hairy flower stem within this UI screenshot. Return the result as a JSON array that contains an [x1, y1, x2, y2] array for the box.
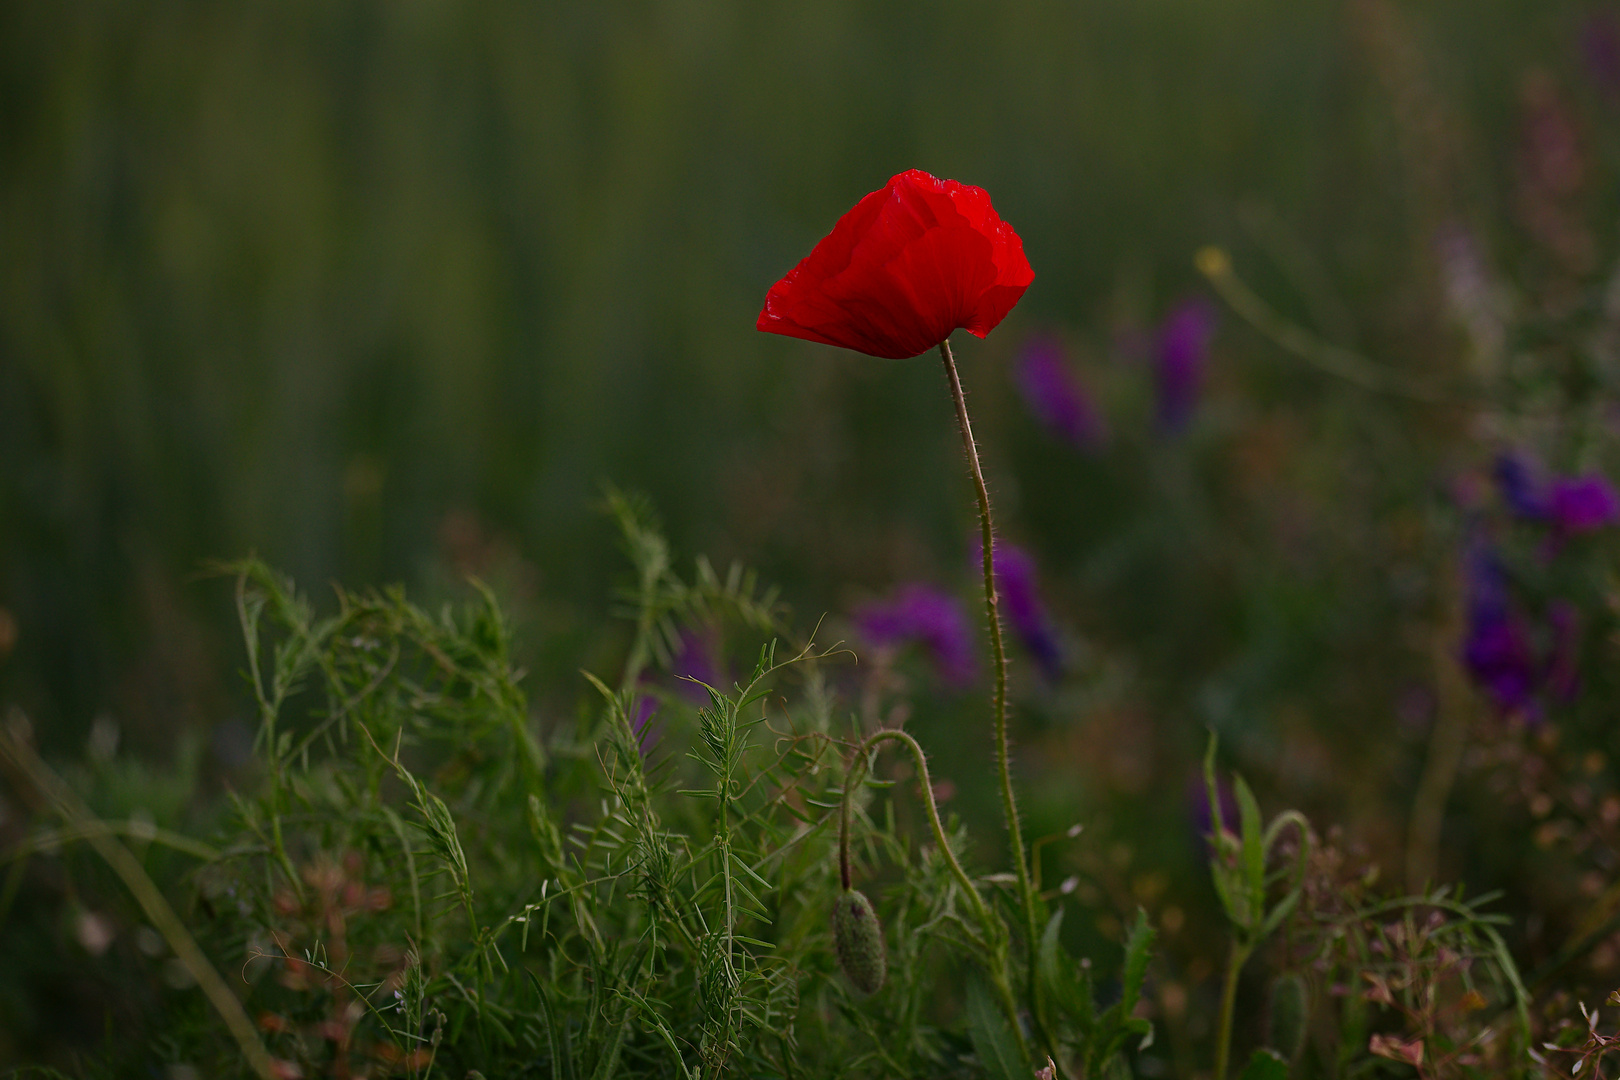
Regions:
[[938, 338, 1042, 1039], [839, 728, 1025, 1058], [841, 730, 988, 925], [1214, 939, 1253, 1080]]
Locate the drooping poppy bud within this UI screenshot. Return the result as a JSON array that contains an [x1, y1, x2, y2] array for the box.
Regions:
[[830, 889, 887, 995], [758, 170, 1034, 359]]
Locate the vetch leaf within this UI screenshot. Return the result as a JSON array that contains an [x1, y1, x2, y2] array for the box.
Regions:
[[966, 969, 1027, 1080], [1038, 909, 1092, 1034], [529, 972, 579, 1080], [1085, 911, 1158, 1072], [1119, 908, 1156, 1017], [1235, 774, 1265, 929]]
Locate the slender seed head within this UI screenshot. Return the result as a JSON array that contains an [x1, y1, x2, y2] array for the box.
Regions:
[[831, 889, 886, 995]]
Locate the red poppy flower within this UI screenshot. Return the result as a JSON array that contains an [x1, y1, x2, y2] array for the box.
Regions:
[[757, 169, 1034, 359]]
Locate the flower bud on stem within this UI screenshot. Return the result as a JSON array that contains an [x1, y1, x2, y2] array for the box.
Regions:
[[838, 727, 1026, 1058], [831, 888, 887, 995]]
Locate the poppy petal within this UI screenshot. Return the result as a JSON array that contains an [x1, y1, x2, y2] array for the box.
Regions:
[[758, 170, 1033, 359]]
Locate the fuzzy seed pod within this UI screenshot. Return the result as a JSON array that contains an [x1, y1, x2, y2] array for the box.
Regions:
[[831, 889, 886, 995], [1267, 972, 1309, 1060]]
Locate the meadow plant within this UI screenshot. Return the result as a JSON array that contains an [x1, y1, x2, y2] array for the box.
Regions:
[[853, 584, 978, 690], [0, 500, 1163, 1079], [12, 143, 1620, 1080], [1153, 299, 1217, 433], [0, 168, 1164, 1079], [1015, 336, 1108, 453]]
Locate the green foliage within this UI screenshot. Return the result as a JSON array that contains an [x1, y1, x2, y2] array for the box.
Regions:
[[1200, 738, 1537, 1079], [0, 509, 1174, 1078], [965, 970, 1024, 1080], [1204, 734, 1310, 950], [10, 513, 1569, 1076], [1265, 973, 1308, 1062], [1237, 1049, 1288, 1080], [202, 536, 849, 1077], [1034, 906, 1156, 1077], [9, 3, 1620, 1074]]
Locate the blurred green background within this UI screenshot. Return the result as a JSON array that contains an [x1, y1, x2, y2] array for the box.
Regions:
[[4, 0, 1619, 1062], [1, 0, 1574, 745]]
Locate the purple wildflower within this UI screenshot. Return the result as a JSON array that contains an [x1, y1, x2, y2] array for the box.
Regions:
[[1016, 334, 1107, 450], [1548, 474, 1620, 534], [1463, 612, 1540, 717], [1493, 452, 1548, 520], [1156, 298, 1217, 432], [670, 627, 726, 703], [1461, 545, 1540, 717], [975, 540, 1064, 681], [854, 584, 977, 688], [1489, 453, 1618, 535]]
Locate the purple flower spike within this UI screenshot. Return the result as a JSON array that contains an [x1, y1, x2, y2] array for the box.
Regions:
[[670, 628, 725, 703], [1549, 474, 1620, 534], [1463, 611, 1540, 716], [1156, 298, 1217, 432], [855, 584, 977, 688], [1461, 545, 1539, 718], [1016, 334, 1107, 450], [1493, 452, 1549, 520], [979, 541, 1064, 681]]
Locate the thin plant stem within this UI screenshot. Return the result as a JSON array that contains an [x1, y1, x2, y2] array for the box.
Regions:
[[235, 572, 306, 903], [841, 729, 989, 927], [1214, 939, 1253, 1080], [0, 715, 280, 1080], [1, 819, 221, 865], [1195, 246, 1448, 403], [937, 338, 1040, 994], [839, 727, 1026, 1060], [1406, 586, 1472, 892]]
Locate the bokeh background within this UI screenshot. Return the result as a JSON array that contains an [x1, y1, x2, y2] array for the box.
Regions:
[[6, 0, 1620, 1067]]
